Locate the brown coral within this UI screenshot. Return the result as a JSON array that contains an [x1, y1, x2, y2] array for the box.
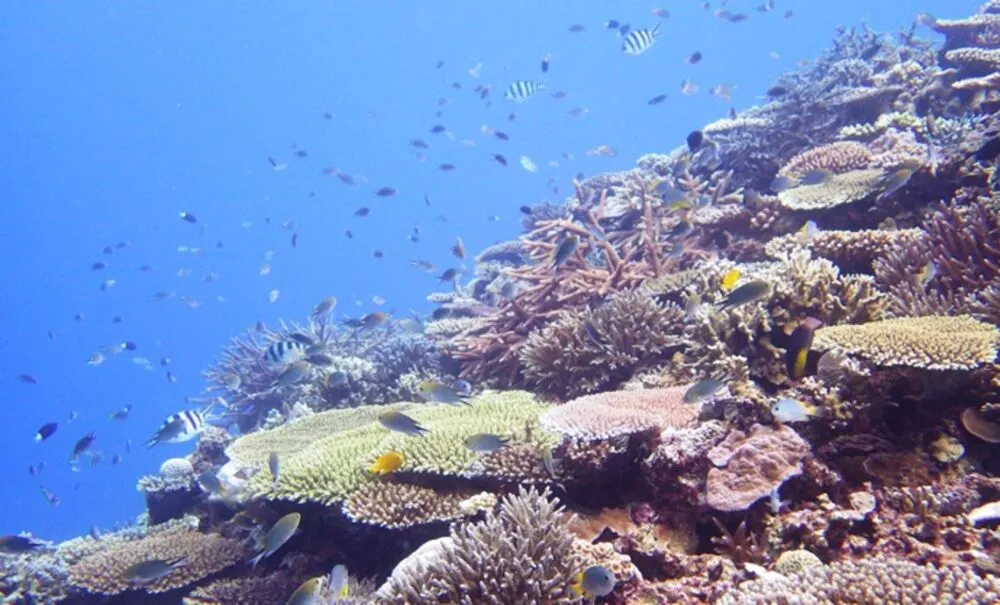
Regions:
[[811, 315, 999, 370], [540, 386, 699, 440], [343, 483, 481, 529], [764, 228, 926, 273], [519, 291, 686, 399], [777, 141, 873, 179], [68, 527, 245, 595], [776, 169, 885, 210]]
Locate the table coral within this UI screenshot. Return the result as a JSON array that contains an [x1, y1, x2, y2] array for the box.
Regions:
[[811, 315, 999, 370], [540, 386, 699, 440]]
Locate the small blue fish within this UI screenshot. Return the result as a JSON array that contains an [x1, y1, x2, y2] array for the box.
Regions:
[[378, 410, 429, 437], [464, 433, 509, 453], [770, 398, 818, 423]]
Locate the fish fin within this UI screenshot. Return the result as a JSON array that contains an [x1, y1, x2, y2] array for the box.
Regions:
[[249, 552, 265, 569]]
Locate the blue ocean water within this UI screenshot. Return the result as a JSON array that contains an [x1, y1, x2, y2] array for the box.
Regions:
[[0, 0, 979, 542]]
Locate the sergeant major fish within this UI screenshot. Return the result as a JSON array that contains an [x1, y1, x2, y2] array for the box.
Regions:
[[146, 407, 213, 448], [621, 24, 662, 55], [504, 80, 545, 102]]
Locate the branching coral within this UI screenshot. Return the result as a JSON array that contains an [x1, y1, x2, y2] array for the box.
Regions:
[[375, 487, 594, 604], [519, 291, 686, 399], [875, 197, 1000, 322], [811, 315, 999, 370]]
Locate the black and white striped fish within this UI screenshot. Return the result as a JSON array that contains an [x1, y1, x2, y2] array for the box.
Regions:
[[146, 408, 210, 448], [504, 80, 545, 102], [264, 340, 306, 365], [621, 24, 662, 55]]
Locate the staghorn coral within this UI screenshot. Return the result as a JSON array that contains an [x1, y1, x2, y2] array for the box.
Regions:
[[716, 555, 1000, 604], [811, 315, 1000, 370], [376, 487, 595, 604], [540, 386, 699, 440], [519, 290, 686, 399], [776, 169, 886, 210], [67, 526, 244, 595], [705, 424, 810, 512]]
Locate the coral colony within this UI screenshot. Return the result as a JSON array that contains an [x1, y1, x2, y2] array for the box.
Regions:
[[7, 3, 1000, 603]]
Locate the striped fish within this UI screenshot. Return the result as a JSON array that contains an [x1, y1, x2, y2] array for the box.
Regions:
[[621, 24, 661, 55], [504, 80, 545, 102], [264, 340, 306, 364], [146, 408, 209, 448]]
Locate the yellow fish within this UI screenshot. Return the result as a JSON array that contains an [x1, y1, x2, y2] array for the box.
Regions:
[[720, 269, 741, 292], [368, 451, 404, 475]]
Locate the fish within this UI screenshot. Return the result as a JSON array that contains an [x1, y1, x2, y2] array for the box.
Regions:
[[288, 333, 315, 346], [70, 433, 97, 463], [374, 186, 397, 197], [268, 289, 280, 303], [877, 167, 914, 201], [378, 410, 428, 437], [109, 405, 133, 421], [328, 564, 350, 599], [541, 53, 551, 73], [410, 138, 429, 149], [250, 512, 301, 568], [551, 235, 579, 269], [771, 398, 819, 423], [146, 408, 210, 448], [710, 84, 734, 101], [686, 130, 704, 152], [373, 250, 384, 259], [652, 8, 670, 19], [265, 341, 307, 365], [223, 374, 242, 391], [786, 317, 822, 380], [572, 565, 616, 598], [605, 19, 620, 29], [438, 268, 459, 282], [720, 269, 741, 292], [917, 261, 937, 287], [766, 85, 789, 97], [621, 25, 661, 55], [519, 205, 532, 215], [452, 237, 466, 259], [286, 577, 324, 605], [178, 212, 197, 223], [360, 311, 389, 329], [464, 433, 509, 453], [40, 485, 59, 506], [669, 220, 693, 238], [797, 220, 820, 244], [520, 155, 538, 172], [769, 175, 797, 192], [369, 451, 405, 475], [504, 80, 545, 102], [197, 470, 224, 495], [268, 156, 287, 170], [344, 229, 353, 238], [439, 163, 456, 172], [491, 153, 508, 166], [452, 379, 473, 397], [125, 557, 188, 586], [312, 296, 337, 320], [647, 93, 668, 105], [618, 23, 631, 36], [684, 293, 702, 320], [720, 280, 771, 309], [272, 361, 312, 389], [800, 169, 834, 186], [91, 261, 107, 271], [687, 51, 703, 64], [568, 24, 585, 32], [683, 378, 725, 404], [417, 380, 471, 406], [35, 422, 58, 442], [494, 131, 510, 141], [17, 374, 38, 385], [0, 535, 45, 554], [327, 371, 348, 387], [269, 452, 280, 487]]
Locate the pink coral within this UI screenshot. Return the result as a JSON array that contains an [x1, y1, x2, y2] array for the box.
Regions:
[[705, 424, 810, 512], [539, 386, 700, 440]]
